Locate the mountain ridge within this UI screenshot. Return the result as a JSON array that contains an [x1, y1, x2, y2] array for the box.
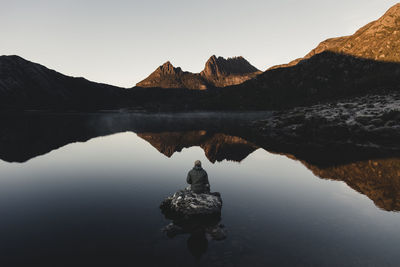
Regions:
[[136, 55, 260, 90], [2, 4, 400, 110], [270, 3, 400, 70]]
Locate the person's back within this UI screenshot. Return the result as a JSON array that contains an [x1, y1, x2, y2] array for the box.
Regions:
[[187, 160, 210, 194]]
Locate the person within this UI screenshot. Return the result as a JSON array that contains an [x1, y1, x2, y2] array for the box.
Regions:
[[187, 160, 210, 194]]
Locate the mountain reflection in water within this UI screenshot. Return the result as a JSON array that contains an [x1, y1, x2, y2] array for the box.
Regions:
[[138, 131, 258, 163], [0, 112, 399, 212]]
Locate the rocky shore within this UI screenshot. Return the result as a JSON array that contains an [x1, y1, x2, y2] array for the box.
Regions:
[[253, 93, 400, 154]]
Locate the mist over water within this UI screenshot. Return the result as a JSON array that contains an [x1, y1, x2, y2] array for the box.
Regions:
[[0, 113, 399, 266]]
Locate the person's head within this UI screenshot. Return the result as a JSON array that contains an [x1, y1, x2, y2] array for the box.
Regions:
[[194, 160, 202, 167]]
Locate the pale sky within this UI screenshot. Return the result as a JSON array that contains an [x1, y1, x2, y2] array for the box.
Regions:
[[0, 0, 398, 88]]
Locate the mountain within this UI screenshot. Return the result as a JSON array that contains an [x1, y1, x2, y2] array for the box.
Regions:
[[130, 4, 400, 111], [136, 61, 208, 90], [200, 56, 261, 87], [204, 4, 400, 110], [2, 4, 400, 111], [136, 55, 260, 90], [272, 3, 400, 69], [0, 55, 126, 110]]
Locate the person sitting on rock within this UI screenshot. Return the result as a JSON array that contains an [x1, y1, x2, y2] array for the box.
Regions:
[[187, 160, 210, 194]]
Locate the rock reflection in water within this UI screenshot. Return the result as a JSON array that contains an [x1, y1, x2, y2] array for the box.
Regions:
[[163, 217, 226, 260], [160, 188, 227, 260]]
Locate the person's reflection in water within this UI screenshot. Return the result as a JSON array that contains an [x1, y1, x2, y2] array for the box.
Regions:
[[186, 229, 208, 260], [163, 216, 225, 261]]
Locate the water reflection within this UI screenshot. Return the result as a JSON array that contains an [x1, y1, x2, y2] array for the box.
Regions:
[[162, 214, 226, 260], [1, 112, 400, 266], [0, 112, 399, 212], [138, 131, 258, 163], [302, 158, 400, 211]]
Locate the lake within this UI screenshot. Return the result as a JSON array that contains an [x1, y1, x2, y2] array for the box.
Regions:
[[0, 112, 399, 267]]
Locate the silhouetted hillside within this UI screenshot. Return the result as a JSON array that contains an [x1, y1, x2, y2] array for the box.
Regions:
[[0, 55, 126, 110]]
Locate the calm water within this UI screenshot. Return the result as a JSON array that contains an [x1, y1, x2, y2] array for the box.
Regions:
[[0, 113, 399, 267]]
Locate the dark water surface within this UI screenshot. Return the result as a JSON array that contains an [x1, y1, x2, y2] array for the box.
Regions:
[[0, 112, 399, 267]]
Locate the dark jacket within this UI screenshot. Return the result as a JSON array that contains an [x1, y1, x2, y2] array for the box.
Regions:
[[187, 166, 210, 194]]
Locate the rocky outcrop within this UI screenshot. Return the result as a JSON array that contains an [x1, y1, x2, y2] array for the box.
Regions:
[[200, 55, 261, 87], [136, 61, 208, 90], [136, 55, 260, 90], [160, 187, 223, 217], [253, 93, 400, 153]]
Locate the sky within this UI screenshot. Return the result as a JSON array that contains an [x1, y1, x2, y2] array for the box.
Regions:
[[0, 0, 398, 88]]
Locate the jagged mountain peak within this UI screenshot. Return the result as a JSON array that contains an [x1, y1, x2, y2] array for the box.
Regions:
[[162, 61, 173, 67], [136, 60, 206, 89], [156, 61, 182, 75], [202, 55, 259, 77]]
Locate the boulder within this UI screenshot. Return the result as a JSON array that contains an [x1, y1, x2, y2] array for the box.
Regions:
[[160, 187, 227, 244], [160, 187, 222, 218]]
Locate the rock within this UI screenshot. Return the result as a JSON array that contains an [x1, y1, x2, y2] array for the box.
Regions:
[[370, 118, 384, 127], [355, 116, 373, 125], [385, 120, 397, 127], [160, 188, 227, 249], [208, 224, 227, 241], [253, 93, 400, 152], [200, 55, 261, 87], [160, 187, 222, 218]]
